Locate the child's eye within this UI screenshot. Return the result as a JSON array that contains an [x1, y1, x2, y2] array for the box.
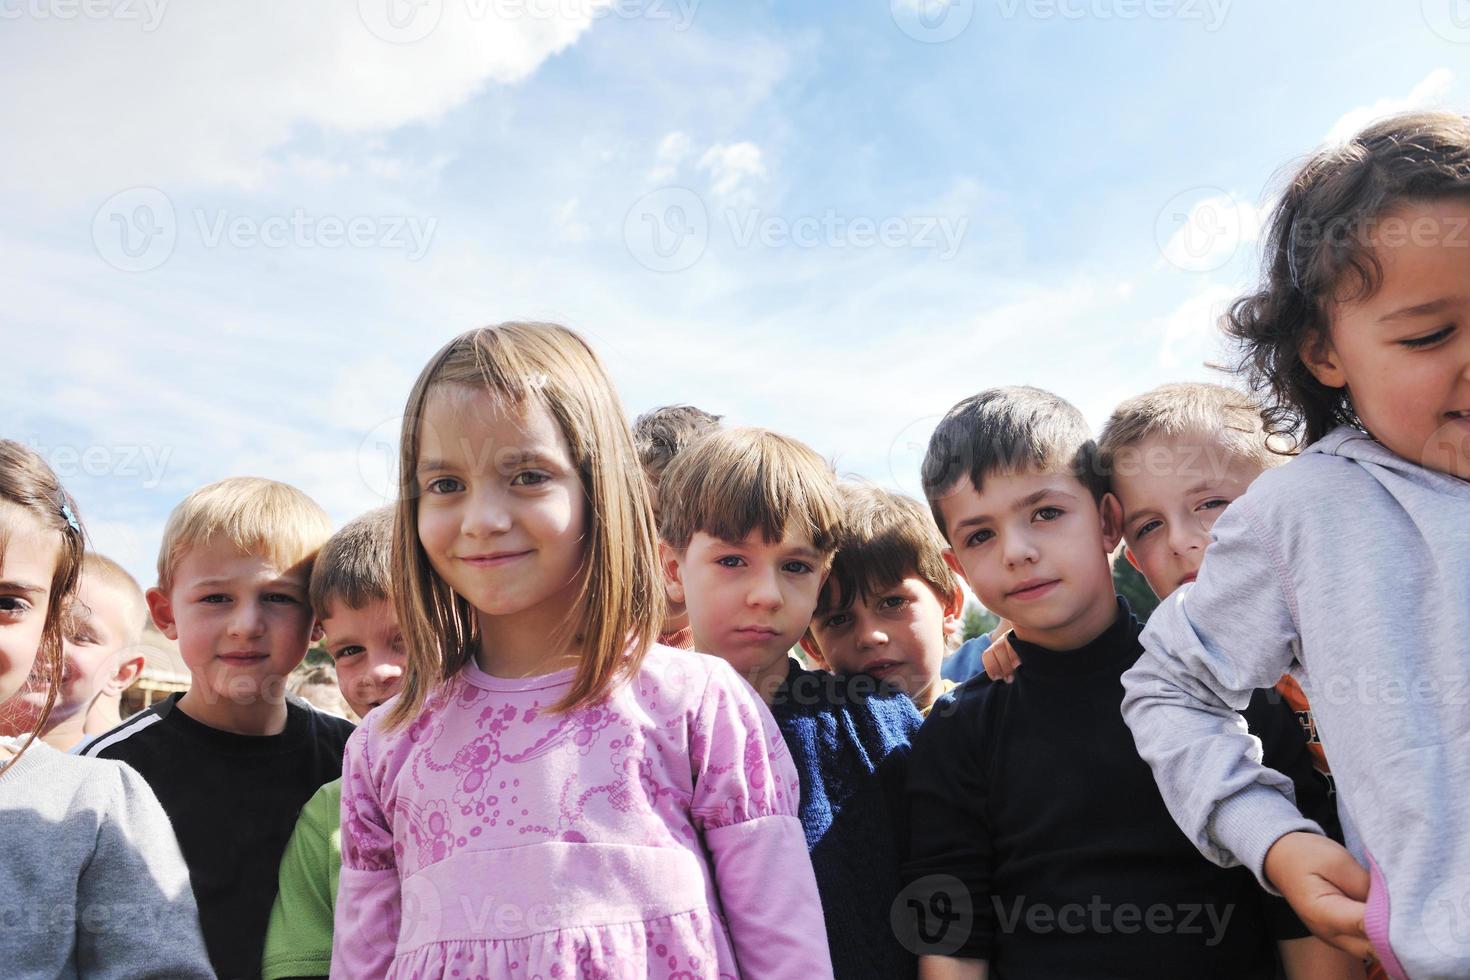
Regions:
[[1035, 506, 1063, 522], [1197, 498, 1230, 513], [965, 528, 993, 548], [335, 645, 365, 661], [715, 556, 746, 569], [0, 596, 32, 616], [822, 612, 852, 629], [265, 594, 299, 604], [781, 560, 813, 575], [878, 595, 908, 611], [425, 476, 464, 495], [201, 594, 230, 604], [510, 471, 550, 487], [1135, 519, 1162, 539], [1399, 324, 1455, 349]]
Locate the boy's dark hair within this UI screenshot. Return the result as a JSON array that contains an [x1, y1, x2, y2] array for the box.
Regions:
[[921, 386, 1104, 540], [632, 404, 723, 490], [1226, 110, 1470, 449], [658, 426, 842, 556], [308, 506, 394, 619], [818, 483, 958, 616]]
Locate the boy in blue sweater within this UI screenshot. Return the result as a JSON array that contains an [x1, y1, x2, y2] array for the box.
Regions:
[[659, 427, 923, 980], [902, 387, 1355, 980]]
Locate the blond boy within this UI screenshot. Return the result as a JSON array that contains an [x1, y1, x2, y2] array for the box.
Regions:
[[81, 477, 354, 980], [263, 506, 404, 980], [1, 553, 149, 751]]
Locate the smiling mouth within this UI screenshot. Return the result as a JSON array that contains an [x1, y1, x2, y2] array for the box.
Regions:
[[459, 551, 532, 567], [1007, 579, 1059, 600]]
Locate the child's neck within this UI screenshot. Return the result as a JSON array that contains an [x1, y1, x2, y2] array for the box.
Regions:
[[177, 685, 289, 736], [40, 709, 89, 752], [1012, 591, 1120, 653], [475, 608, 582, 679]]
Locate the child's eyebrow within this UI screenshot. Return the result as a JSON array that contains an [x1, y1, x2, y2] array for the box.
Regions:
[[1377, 296, 1461, 323], [954, 487, 1077, 530], [0, 579, 47, 598], [415, 457, 454, 473]]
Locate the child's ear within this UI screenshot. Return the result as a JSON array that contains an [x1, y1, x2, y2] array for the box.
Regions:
[[658, 541, 686, 605], [942, 583, 965, 621], [145, 587, 178, 641], [798, 633, 830, 671], [1099, 493, 1124, 553], [310, 620, 325, 644], [942, 549, 971, 590], [1123, 547, 1141, 573], [106, 653, 146, 696], [1299, 328, 1347, 389]]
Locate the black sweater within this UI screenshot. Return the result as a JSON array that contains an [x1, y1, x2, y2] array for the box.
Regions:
[[81, 693, 354, 980], [901, 599, 1335, 979]]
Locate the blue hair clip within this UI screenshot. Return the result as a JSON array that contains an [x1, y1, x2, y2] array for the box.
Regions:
[[61, 502, 80, 534]]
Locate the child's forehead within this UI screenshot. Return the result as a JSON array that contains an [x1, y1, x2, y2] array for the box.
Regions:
[[698, 524, 823, 553], [420, 385, 569, 454], [0, 502, 59, 583], [320, 595, 398, 631], [173, 539, 310, 586], [1110, 432, 1265, 489]]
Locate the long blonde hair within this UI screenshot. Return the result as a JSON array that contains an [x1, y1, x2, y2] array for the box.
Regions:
[[386, 323, 662, 727]]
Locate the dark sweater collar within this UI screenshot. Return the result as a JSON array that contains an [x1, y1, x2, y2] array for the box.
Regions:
[[159, 691, 318, 754], [1006, 597, 1140, 679]]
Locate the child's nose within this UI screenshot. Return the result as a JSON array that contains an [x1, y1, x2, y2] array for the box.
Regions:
[[746, 569, 783, 609], [461, 488, 514, 537], [1168, 522, 1208, 556], [228, 601, 266, 637]]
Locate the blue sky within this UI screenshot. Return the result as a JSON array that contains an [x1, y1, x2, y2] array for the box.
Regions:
[[2, 0, 1466, 586]]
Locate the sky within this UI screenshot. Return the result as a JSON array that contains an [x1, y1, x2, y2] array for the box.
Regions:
[[2, 0, 1467, 586]]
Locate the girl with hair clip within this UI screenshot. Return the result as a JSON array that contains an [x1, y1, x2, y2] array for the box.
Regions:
[[331, 323, 831, 979], [0, 440, 211, 977], [1122, 111, 1470, 979]]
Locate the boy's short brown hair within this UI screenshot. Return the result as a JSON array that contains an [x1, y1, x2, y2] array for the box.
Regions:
[[309, 506, 394, 620], [156, 477, 331, 592], [658, 426, 842, 556], [820, 483, 958, 615], [633, 404, 724, 491], [921, 386, 1104, 540], [1098, 382, 1281, 482]]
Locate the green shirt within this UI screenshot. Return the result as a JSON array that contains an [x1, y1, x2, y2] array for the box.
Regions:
[[261, 778, 341, 979]]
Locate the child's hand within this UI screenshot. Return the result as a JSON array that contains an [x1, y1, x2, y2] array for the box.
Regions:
[[1264, 832, 1374, 961], [982, 632, 1019, 683]]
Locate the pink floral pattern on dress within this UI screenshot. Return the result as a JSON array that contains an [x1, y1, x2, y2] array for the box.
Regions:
[[332, 645, 827, 980]]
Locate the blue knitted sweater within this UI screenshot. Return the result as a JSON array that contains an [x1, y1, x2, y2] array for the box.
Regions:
[[768, 659, 924, 980]]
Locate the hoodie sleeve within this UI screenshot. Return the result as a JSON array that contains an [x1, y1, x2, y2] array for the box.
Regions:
[[1120, 499, 1325, 891]]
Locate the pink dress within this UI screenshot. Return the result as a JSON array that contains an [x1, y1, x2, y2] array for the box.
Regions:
[[331, 644, 833, 979]]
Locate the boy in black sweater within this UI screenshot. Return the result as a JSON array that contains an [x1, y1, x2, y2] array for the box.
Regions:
[[901, 387, 1357, 980], [81, 477, 355, 980]]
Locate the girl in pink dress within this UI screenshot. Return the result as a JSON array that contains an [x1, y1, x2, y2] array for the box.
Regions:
[[331, 322, 832, 980]]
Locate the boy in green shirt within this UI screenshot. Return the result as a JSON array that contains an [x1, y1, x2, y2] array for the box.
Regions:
[[262, 508, 404, 979]]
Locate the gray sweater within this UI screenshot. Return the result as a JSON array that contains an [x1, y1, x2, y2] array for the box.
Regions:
[[0, 738, 214, 979], [1121, 427, 1470, 979]]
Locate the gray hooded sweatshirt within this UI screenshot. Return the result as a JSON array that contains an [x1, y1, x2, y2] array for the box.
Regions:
[[1122, 426, 1470, 979]]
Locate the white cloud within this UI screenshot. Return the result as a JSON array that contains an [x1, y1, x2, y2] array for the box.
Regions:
[[650, 131, 692, 181], [1325, 69, 1455, 145], [1155, 283, 1240, 370], [1157, 193, 1267, 274], [698, 141, 767, 200], [0, 2, 609, 198], [554, 197, 591, 242]]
